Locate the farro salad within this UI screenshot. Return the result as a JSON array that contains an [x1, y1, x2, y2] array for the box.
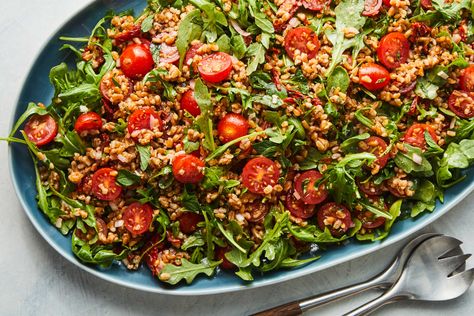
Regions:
[[6, 0, 474, 285]]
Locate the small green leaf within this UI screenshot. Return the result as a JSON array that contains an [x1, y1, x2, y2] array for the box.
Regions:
[[159, 259, 220, 285], [116, 170, 141, 187], [136, 145, 151, 171]]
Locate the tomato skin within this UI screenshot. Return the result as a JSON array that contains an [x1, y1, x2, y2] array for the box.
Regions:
[[460, 65, 474, 92], [408, 23, 431, 43], [178, 212, 203, 234], [358, 179, 385, 196], [172, 154, 205, 184], [123, 202, 154, 235], [294, 170, 328, 205], [420, 0, 433, 10], [382, 0, 391, 5], [217, 113, 249, 143], [91, 168, 122, 201], [377, 32, 410, 69], [74, 112, 103, 133], [359, 136, 389, 170], [358, 208, 386, 229], [159, 43, 179, 64], [180, 90, 201, 117], [113, 25, 141, 43], [284, 27, 320, 61], [198, 52, 233, 83], [363, 0, 382, 17], [184, 43, 202, 68], [145, 242, 166, 276], [403, 123, 437, 149], [127, 108, 162, 136], [215, 246, 236, 270], [242, 157, 281, 194], [448, 90, 474, 118], [317, 203, 354, 237], [24, 114, 58, 147], [247, 202, 270, 223], [302, 0, 331, 11], [120, 43, 154, 79], [358, 63, 391, 91], [286, 192, 317, 219]]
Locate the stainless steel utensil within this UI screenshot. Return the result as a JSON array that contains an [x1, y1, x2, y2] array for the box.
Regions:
[[251, 233, 440, 316], [344, 235, 473, 316]]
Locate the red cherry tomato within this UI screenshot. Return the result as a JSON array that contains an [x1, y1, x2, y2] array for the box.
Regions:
[[317, 202, 354, 237], [403, 123, 437, 149], [448, 90, 474, 118], [123, 202, 153, 235], [359, 136, 389, 170], [358, 179, 385, 196], [180, 90, 201, 117], [120, 43, 154, 79], [215, 246, 236, 270], [114, 25, 141, 43], [386, 178, 414, 198], [198, 52, 233, 83], [77, 174, 93, 195], [145, 242, 166, 276], [408, 22, 432, 43], [420, 0, 433, 10], [302, 0, 331, 11], [217, 113, 249, 143], [284, 27, 320, 61], [357, 198, 387, 229], [184, 43, 202, 68], [363, 0, 382, 16], [91, 168, 122, 201], [172, 154, 205, 184], [377, 32, 410, 69], [294, 170, 328, 205], [74, 112, 103, 133], [247, 202, 270, 223], [242, 157, 280, 194], [178, 212, 203, 234], [100, 70, 133, 105], [127, 108, 162, 136], [24, 114, 58, 147], [286, 192, 317, 219], [159, 43, 179, 64], [358, 63, 391, 91], [382, 0, 391, 5], [459, 65, 474, 92]]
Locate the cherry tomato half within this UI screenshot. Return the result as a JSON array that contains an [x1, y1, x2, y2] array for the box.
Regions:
[[74, 112, 103, 133], [185, 43, 202, 67], [91, 168, 122, 201], [217, 113, 249, 143], [179, 212, 203, 234], [242, 157, 280, 194], [377, 32, 410, 69], [180, 90, 201, 117], [317, 202, 354, 237], [215, 246, 236, 270], [294, 170, 328, 205], [24, 114, 58, 147], [302, 0, 331, 11], [358, 179, 385, 196], [363, 0, 382, 17], [358, 136, 389, 170], [358, 63, 391, 91], [459, 65, 474, 92], [159, 43, 179, 64], [123, 202, 154, 235], [127, 108, 162, 136], [172, 154, 205, 184], [120, 43, 154, 79], [357, 198, 387, 229], [448, 90, 474, 118], [198, 52, 233, 83], [403, 123, 437, 149], [286, 192, 317, 219], [284, 27, 320, 61]]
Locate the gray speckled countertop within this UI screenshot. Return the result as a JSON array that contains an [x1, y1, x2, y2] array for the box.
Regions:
[[0, 1, 473, 315]]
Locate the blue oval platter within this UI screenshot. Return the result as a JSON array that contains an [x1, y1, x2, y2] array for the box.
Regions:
[[8, 0, 474, 295]]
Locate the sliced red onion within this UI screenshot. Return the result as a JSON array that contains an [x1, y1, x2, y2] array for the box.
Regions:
[[399, 81, 417, 94], [230, 19, 251, 37]]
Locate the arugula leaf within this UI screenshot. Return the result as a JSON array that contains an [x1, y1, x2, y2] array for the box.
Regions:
[[394, 144, 432, 175], [116, 170, 141, 186], [158, 258, 221, 285], [206, 130, 265, 161], [327, 66, 350, 93], [176, 9, 203, 68], [230, 33, 247, 59], [436, 139, 474, 187], [356, 200, 402, 241], [194, 79, 216, 151], [136, 145, 151, 171], [340, 133, 370, 153], [180, 186, 201, 212], [141, 15, 155, 32], [72, 233, 127, 267], [245, 43, 266, 75], [9, 102, 48, 137], [56, 130, 86, 157]]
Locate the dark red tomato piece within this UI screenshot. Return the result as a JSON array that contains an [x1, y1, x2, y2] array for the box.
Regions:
[[317, 202, 354, 237], [284, 27, 320, 61], [172, 154, 205, 184], [160, 43, 179, 64], [215, 246, 236, 270], [24, 114, 58, 147], [286, 192, 317, 219], [358, 63, 391, 91], [198, 52, 233, 83], [145, 242, 166, 276], [363, 0, 382, 16], [77, 174, 93, 195], [96, 217, 108, 240], [114, 24, 141, 42], [294, 170, 328, 205], [184, 43, 202, 67], [386, 178, 414, 198], [420, 0, 433, 10], [358, 179, 385, 196], [181, 90, 201, 117], [408, 22, 432, 43], [377, 32, 410, 69], [217, 113, 249, 143], [358, 136, 389, 170], [403, 123, 438, 149], [448, 90, 474, 118], [358, 198, 387, 229], [127, 108, 162, 136], [91, 168, 122, 201], [178, 212, 203, 234], [120, 43, 154, 79], [123, 202, 154, 235], [74, 112, 103, 133], [100, 70, 133, 105], [459, 65, 474, 92], [242, 157, 280, 194], [247, 202, 270, 223], [382, 0, 391, 5], [302, 0, 331, 11]]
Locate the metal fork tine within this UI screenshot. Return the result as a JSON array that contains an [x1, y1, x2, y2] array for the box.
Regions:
[[424, 236, 463, 258], [445, 268, 474, 296], [438, 254, 472, 274]]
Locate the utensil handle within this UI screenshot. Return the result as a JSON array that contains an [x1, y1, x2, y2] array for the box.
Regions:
[[250, 301, 302, 316], [342, 291, 403, 316]]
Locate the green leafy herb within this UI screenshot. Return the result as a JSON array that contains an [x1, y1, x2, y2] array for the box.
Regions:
[[159, 258, 221, 285], [116, 170, 141, 186], [136, 145, 151, 171]]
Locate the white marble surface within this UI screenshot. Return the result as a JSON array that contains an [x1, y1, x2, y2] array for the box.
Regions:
[[0, 1, 473, 315]]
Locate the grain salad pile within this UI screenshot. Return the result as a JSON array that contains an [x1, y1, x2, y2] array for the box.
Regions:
[[6, 0, 474, 285]]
